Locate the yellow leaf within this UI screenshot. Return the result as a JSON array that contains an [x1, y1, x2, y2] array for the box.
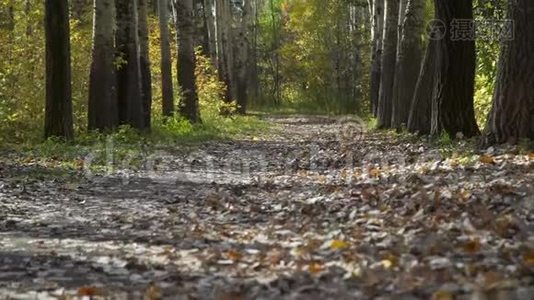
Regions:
[[308, 262, 323, 274], [432, 290, 454, 300], [145, 282, 161, 300], [381, 259, 393, 269], [528, 152, 534, 161], [330, 239, 349, 250], [479, 155, 496, 164], [368, 167, 381, 178]]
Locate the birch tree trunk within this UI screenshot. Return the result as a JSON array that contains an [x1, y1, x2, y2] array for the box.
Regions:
[[235, 0, 249, 114], [215, 0, 233, 103], [204, 0, 218, 64], [391, 0, 424, 128], [159, 0, 175, 117], [370, 0, 384, 116], [174, 0, 202, 123], [377, 0, 399, 128]]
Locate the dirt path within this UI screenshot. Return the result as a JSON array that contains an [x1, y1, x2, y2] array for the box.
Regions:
[[0, 115, 533, 299]]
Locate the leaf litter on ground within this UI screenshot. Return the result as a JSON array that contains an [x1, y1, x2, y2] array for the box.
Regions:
[[0, 115, 533, 299]]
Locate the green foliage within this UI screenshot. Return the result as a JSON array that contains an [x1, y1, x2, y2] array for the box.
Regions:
[[0, 1, 46, 143], [438, 131, 453, 146], [195, 48, 238, 116], [473, 0, 506, 127], [0, 6, 268, 150], [254, 0, 370, 115]]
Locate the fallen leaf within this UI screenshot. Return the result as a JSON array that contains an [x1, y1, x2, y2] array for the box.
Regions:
[[145, 282, 161, 300], [479, 155, 496, 164], [432, 290, 454, 300], [330, 239, 349, 250], [308, 262, 323, 274], [463, 239, 481, 254], [380, 259, 393, 269], [368, 167, 381, 178], [522, 249, 534, 267], [217, 292, 245, 300], [78, 286, 101, 297], [225, 249, 242, 262]]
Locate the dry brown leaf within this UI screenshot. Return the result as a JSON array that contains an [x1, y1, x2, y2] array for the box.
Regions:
[[431, 290, 454, 300], [308, 262, 323, 274], [267, 248, 283, 265], [368, 167, 381, 178], [463, 239, 481, 254], [217, 292, 245, 300], [145, 282, 162, 300], [522, 249, 534, 268], [479, 155, 496, 164], [226, 249, 243, 262], [78, 286, 102, 297]]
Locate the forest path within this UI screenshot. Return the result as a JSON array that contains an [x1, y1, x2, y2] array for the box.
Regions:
[[0, 115, 533, 299]]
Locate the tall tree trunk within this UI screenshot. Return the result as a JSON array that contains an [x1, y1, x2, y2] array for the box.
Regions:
[[485, 0, 534, 144], [159, 0, 175, 117], [88, 0, 118, 132], [247, 0, 260, 100], [215, 0, 233, 103], [269, 0, 281, 104], [376, 0, 399, 128], [151, 0, 159, 14], [138, 0, 152, 129], [44, 0, 74, 140], [116, 0, 145, 129], [431, 0, 479, 137], [223, 0, 236, 102], [396, 0, 408, 55], [370, 0, 384, 116], [391, 0, 424, 128], [204, 0, 218, 64], [174, 0, 201, 123], [408, 39, 436, 134], [194, 0, 211, 55], [235, 1, 249, 114]]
